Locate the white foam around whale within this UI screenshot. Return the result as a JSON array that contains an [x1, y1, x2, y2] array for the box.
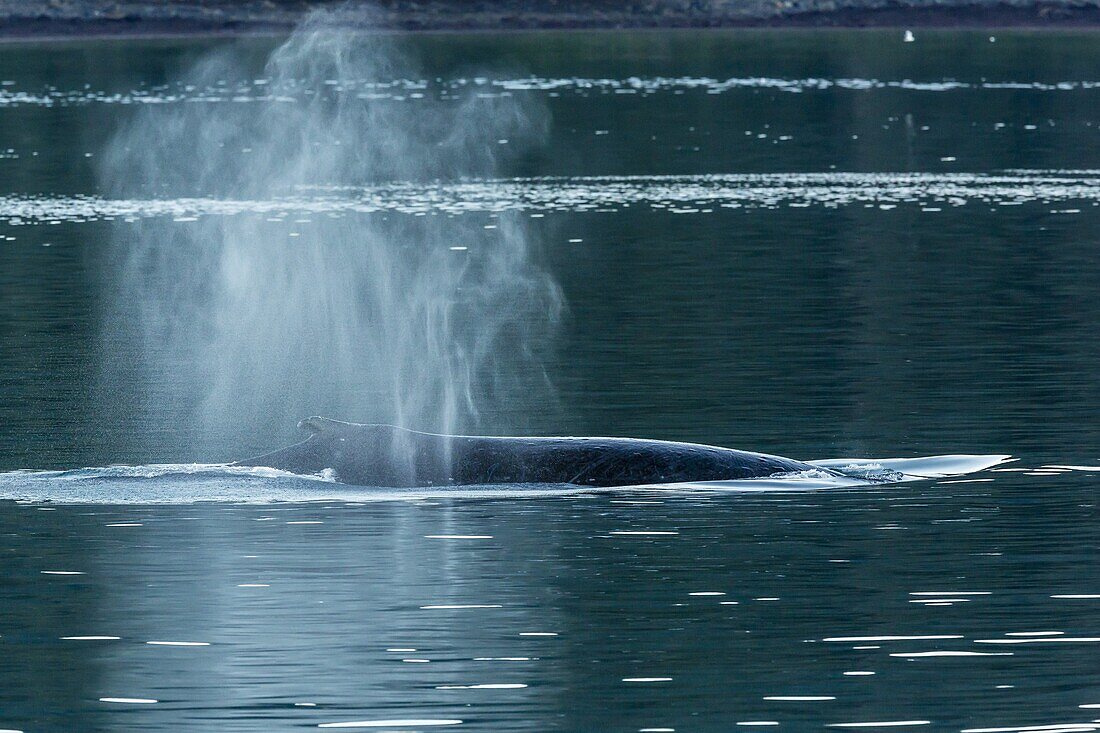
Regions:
[[633, 455, 1013, 493]]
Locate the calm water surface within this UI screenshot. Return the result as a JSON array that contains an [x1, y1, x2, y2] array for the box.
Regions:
[[0, 30, 1099, 732]]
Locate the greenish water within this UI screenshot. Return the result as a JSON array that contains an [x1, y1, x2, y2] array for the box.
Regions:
[[1, 30, 1099, 732]]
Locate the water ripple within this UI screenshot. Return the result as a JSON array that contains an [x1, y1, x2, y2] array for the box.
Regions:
[[1, 75, 1098, 108], [0, 172, 1097, 226]]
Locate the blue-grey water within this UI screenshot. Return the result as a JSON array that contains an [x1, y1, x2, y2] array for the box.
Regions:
[[1, 30, 1099, 732]]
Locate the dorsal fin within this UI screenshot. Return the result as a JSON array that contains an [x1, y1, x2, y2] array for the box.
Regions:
[[297, 416, 348, 435]]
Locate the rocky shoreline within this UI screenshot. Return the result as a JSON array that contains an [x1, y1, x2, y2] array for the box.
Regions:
[[1, 0, 1100, 39]]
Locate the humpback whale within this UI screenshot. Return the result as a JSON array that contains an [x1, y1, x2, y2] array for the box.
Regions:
[[235, 417, 832, 488]]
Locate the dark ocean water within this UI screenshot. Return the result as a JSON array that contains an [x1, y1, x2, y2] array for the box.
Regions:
[[0, 30, 1098, 732]]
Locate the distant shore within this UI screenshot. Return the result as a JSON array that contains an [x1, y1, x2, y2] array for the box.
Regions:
[[2, 0, 1100, 41]]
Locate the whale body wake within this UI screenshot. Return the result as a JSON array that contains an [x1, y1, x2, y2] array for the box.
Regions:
[[0, 439, 1013, 504]]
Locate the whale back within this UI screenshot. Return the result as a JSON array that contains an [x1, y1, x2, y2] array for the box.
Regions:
[[236, 417, 821, 487], [443, 435, 814, 486]]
